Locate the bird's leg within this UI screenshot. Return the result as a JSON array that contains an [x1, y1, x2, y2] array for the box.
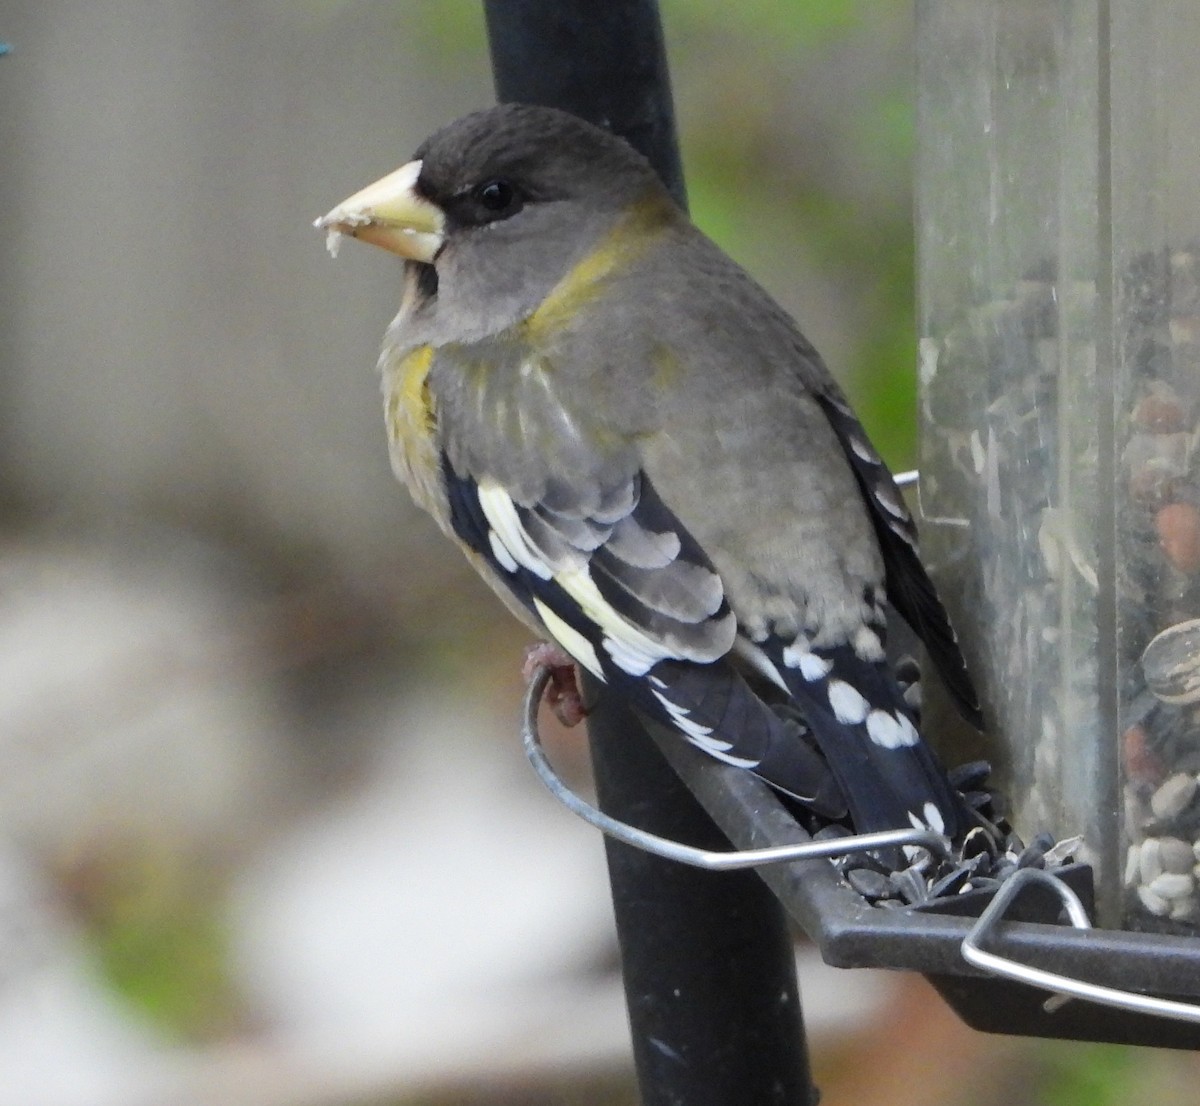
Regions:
[[523, 641, 589, 727]]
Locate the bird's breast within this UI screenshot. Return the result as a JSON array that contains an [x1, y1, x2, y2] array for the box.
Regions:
[[382, 343, 444, 518]]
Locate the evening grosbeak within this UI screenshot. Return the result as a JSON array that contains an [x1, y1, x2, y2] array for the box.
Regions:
[[317, 104, 981, 839]]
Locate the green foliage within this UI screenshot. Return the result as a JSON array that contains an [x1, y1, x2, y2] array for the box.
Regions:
[[406, 0, 488, 59], [1035, 1042, 1142, 1106], [672, 2, 918, 465], [73, 841, 242, 1041], [662, 0, 862, 50]]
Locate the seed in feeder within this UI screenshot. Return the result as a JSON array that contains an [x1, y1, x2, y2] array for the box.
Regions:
[[1122, 723, 1165, 783], [1124, 430, 1191, 483], [1148, 871, 1196, 900], [1169, 316, 1200, 345], [846, 868, 891, 901], [890, 866, 929, 906], [1125, 844, 1142, 887], [927, 867, 974, 899], [1126, 789, 1151, 832], [961, 825, 998, 861], [1041, 835, 1083, 866], [1170, 250, 1200, 312], [1177, 750, 1200, 776], [1137, 885, 1172, 917], [1170, 898, 1200, 924], [1158, 836, 1195, 873], [1132, 385, 1188, 432], [1151, 773, 1199, 820], [948, 760, 992, 792], [1156, 503, 1200, 574], [1127, 460, 1180, 504], [1139, 837, 1165, 884], [1142, 622, 1200, 705]]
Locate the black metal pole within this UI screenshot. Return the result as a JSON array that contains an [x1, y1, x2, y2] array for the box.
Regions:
[[483, 5, 816, 1103], [585, 688, 817, 1106]]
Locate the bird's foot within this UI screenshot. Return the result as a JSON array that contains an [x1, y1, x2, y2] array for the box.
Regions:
[[523, 641, 589, 727]]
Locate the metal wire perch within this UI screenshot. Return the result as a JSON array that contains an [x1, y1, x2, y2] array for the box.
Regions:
[[962, 866, 1200, 1026], [522, 665, 951, 870], [525, 665, 1200, 1029]]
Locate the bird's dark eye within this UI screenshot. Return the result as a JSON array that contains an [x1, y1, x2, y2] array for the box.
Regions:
[[475, 178, 517, 213], [446, 177, 526, 228]]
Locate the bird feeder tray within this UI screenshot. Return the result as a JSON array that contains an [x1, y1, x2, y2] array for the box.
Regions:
[[525, 669, 1200, 1048]]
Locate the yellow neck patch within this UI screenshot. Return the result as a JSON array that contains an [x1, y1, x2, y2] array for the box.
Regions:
[[523, 192, 674, 343], [383, 343, 442, 513], [390, 344, 435, 434]]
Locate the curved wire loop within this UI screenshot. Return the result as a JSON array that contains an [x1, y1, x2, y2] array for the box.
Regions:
[[962, 867, 1200, 1025], [527, 669, 1200, 1025], [522, 666, 950, 872]]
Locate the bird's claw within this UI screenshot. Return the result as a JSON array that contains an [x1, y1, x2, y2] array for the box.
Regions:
[[523, 642, 589, 727]]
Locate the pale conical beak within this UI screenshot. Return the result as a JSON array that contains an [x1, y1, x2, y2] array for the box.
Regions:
[[314, 159, 445, 262]]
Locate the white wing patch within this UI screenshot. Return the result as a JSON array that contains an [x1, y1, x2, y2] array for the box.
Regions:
[[690, 739, 760, 769], [731, 636, 789, 691], [477, 480, 732, 678], [533, 597, 605, 679], [886, 518, 917, 547], [848, 435, 876, 463], [477, 480, 554, 579], [488, 530, 519, 574], [651, 687, 759, 768], [827, 679, 869, 724], [873, 485, 908, 520], [782, 638, 833, 681], [907, 801, 946, 836], [866, 708, 918, 749], [651, 689, 714, 742], [851, 625, 885, 662], [556, 563, 681, 676]]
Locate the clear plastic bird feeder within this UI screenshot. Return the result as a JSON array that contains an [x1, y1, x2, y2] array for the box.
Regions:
[[917, 1, 1200, 932]]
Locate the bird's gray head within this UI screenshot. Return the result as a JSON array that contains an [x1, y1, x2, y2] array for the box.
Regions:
[[316, 104, 677, 338], [413, 104, 663, 228]]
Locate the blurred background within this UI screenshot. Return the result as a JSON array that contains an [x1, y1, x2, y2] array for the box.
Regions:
[[0, 2, 1197, 1103]]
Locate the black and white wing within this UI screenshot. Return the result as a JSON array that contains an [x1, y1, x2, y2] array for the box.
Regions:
[[441, 455, 847, 818], [815, 389, 983, 730]]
